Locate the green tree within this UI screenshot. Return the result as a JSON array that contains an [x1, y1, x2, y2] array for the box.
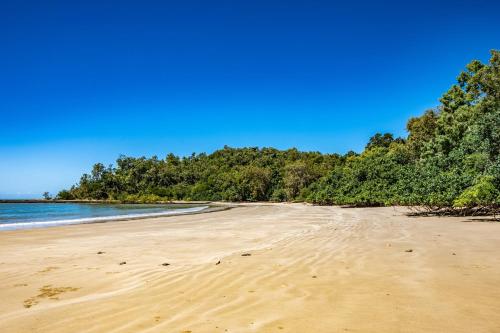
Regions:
[[59, 51, 500, 213], [454, 176, 499, 208], [283, 162, 313, 200]]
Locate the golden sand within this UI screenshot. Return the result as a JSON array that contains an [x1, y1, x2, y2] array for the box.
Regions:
[[0, 203, 499, 332]]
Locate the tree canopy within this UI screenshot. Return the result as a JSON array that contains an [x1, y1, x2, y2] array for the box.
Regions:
[[59, 51, 500, 210]]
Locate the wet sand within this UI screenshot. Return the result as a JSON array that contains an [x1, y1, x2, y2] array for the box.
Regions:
[[0, 203, 499, 332]]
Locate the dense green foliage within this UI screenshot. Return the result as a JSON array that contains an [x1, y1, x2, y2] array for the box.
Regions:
[[59, 51, 500, 208]]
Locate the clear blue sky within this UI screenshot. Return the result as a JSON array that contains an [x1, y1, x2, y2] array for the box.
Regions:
[[1, 0, 499, 198]]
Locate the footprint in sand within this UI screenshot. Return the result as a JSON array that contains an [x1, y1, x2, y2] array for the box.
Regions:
[[38, 266, 60, 273]]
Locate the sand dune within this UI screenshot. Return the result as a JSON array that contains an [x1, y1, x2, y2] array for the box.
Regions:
[[0, 204, 499, 332]]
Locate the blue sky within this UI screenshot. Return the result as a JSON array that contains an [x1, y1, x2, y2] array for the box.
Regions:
[[1, 0, 499, 198]]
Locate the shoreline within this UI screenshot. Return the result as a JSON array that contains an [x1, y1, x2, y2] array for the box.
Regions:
[[3, 200, 497, 219], [0, 204, 231, 231], [0, 199, 213, 204]]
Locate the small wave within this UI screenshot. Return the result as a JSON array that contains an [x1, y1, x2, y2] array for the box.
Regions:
[[0, 206, 209, 231]]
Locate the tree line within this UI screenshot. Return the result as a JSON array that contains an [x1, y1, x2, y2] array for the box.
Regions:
[[57, 51, 500, 211]]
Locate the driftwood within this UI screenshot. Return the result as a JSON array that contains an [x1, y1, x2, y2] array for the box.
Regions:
[[407, 205, 499, 220]]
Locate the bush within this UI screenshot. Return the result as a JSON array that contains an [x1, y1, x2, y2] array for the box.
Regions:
[[56, 190, 74, 200], [454, 176, 499, 207]]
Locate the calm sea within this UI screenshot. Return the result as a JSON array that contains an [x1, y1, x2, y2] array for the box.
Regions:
[[0, 203, 208, 230]]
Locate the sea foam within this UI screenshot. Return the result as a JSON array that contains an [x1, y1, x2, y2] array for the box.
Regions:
[[0, 206, 209, 231]]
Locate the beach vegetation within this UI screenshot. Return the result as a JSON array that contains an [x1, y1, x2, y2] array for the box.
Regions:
[[57, 51, 500, 214]]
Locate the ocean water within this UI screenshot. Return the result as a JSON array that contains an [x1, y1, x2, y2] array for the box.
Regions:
[[0, 203, 208, 230]]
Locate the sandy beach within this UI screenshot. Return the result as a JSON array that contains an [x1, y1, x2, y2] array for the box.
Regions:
[[0, 203, 499, 332]]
